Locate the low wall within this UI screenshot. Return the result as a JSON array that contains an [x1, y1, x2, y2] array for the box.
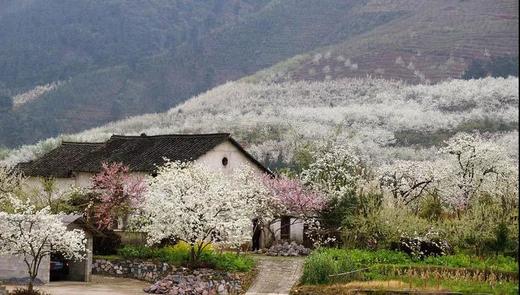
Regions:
[[0, 255, 50, 283], [92, 258, 176, 282]]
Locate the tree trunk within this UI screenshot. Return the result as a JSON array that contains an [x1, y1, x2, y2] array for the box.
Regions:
[[190, 246, 196, 264], [28, 276, 35, 292]]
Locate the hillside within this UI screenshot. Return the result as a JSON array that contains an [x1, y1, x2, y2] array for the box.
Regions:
[[247, 0, 519, 84], [0, 0, 517, 148], [3, 77, 518, 170]]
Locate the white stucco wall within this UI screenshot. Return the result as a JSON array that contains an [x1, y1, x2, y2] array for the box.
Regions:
[[270, 220, 281, 240], [266, 217, 304, 244], [23, 177, 76, 195], [66, 224, 93, 282], [74, 172, 94, 188], [0, 254, 50, 283], [196, 141, 264, 175], [290, 218, 304, 243]]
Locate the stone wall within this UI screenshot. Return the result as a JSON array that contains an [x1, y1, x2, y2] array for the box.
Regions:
[[92, 259, 176, 282]]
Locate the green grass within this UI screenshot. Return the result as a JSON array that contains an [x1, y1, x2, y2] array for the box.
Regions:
[[300, 248, 518, 286], [293, 278, 519, 295], [396, 277, 519, 294], [93, 254, 121, 261], [317, 249, 518, 272], [420, 253, 518, 272], [104, 243, 255, 272]]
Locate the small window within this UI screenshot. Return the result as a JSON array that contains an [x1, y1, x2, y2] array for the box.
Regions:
[[222, 157, 228, 166]]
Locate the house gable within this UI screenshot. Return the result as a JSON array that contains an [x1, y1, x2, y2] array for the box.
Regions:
[[196, 140, 272, 175]]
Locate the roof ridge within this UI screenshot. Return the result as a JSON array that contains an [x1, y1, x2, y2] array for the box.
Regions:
[[61, 141, 106, 145], [110, 133, 231, 139]]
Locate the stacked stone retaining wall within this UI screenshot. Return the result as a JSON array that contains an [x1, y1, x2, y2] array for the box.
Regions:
[[92, 258, 176, 282]]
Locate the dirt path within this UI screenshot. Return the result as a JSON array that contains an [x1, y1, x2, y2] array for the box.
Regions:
[[246, 255, 304, 295], [6, 275, 148, 295]]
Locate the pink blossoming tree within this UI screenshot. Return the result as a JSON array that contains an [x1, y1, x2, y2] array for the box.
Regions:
[[261, 175, 327, 246], [90, 162, 146, 230], [262, 175, 326, 218]]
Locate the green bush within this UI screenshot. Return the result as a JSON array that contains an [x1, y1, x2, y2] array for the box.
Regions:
[[301, 251, 341, 284], [344, 249, 410, 266], [201, 252, 255, 272], [115, 244, 254, 272], [117, 245, 157, 259]]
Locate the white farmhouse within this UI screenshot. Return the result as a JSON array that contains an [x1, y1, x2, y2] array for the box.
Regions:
[[17, 133, 271, 192], [15, 133, 306, 250]]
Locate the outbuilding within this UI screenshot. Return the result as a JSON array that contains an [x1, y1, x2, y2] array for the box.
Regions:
[[0, 215, 94, 284]]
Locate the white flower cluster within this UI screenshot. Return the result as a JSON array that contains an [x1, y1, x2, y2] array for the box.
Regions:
[[141, 162, 271, 248], [0, 165, 23, 200], [301, 145, 363, 200]]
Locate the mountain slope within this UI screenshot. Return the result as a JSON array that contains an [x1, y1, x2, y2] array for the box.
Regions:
[[3, 77, 518, 170], [0, 0, 269, 91], [0, 0, 518, 148], [0, 0, 404, 148]]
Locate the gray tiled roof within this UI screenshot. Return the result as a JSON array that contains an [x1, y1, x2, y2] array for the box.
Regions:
[[73, 133, 231, 173], [16, 133, 271, 177], [17, 142, 104, 178]]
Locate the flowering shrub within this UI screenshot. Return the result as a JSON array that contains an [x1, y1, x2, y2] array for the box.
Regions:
[[262, 175, 326, 217], [391, 230, 452, 260], [0, 165, 23, 201]]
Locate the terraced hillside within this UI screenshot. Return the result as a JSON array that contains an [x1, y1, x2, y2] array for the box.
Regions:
[[0, 0, 517, 148], [249, 0, 519, 84]]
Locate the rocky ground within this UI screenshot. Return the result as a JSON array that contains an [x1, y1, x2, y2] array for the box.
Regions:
[[143, 268, 242, 295], [262, 241, 311, 257]]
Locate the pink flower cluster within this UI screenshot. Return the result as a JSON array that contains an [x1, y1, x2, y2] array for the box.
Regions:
[[91, 162, 146, 229], [262, 175, 326, 217]]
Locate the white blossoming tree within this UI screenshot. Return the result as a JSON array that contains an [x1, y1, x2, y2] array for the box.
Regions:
[[141, 161, 270, 264], [380, 133, 518, 213], [379, 160, 438, 206], [439, 133, 517, 211], [301, 145, 363, 200], [0, 165, 23, 201], [0, 199, 87, 292]]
